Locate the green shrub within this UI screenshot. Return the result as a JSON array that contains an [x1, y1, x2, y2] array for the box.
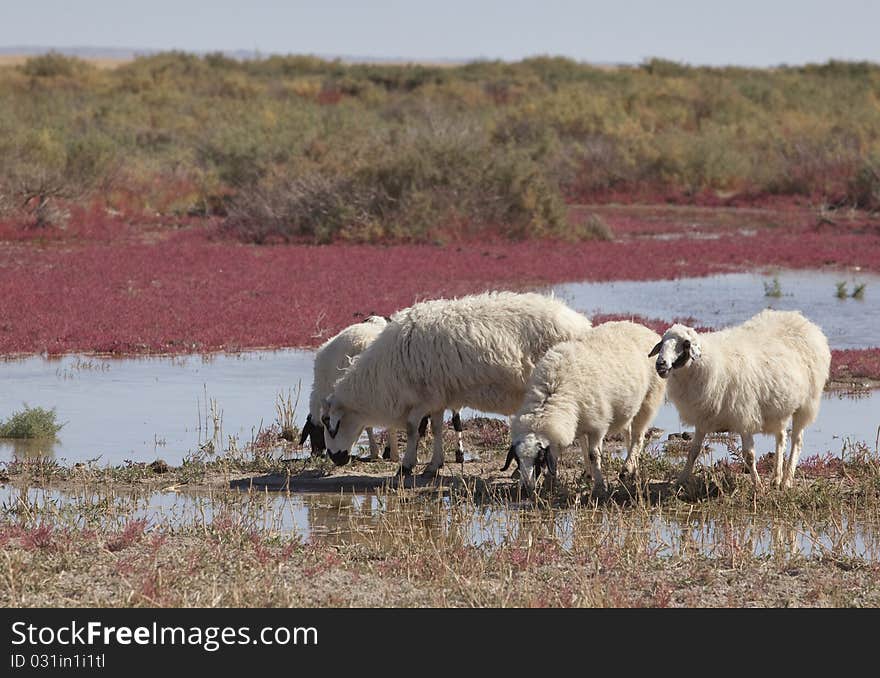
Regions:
[[224, 125, 569, 243], [0, 405, 64, 439], [20, 52, 94, 79]]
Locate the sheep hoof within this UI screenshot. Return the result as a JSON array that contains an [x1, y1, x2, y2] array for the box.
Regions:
[[395, 465, 414, 478], [382, 446, 392, 460], [455, 450, 465, 464], [420, 466, 441, 479], [618, 468, 636, 483]]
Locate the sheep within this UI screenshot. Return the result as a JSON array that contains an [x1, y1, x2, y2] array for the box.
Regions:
[[299, 315, 467, 464], [503, 321, 666, 494], [322, 291, 593, 477], [649, 309, 831, 489], [300, 315, 399, 461]]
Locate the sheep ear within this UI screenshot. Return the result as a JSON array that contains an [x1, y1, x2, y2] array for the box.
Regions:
[[544, 447, 557, 476], [648, 341, 662, 357], [500, 444, 519, 472], [299, 415, 314, 445]]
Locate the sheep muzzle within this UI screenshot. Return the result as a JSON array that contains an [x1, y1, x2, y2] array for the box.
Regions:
[[328, 449, 351, 466]]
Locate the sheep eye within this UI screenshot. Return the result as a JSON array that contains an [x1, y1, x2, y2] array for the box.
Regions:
[[682, 339, 691, 351]]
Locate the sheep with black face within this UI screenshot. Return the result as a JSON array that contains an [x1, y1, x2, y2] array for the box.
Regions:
[[504, 321, 665, 494], [300, 316, 398, 462], [322, 291, 593, 477], [650, 309, 830, 489]]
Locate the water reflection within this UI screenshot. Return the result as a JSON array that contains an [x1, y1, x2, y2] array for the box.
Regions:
[[3, 483, 878, 562]]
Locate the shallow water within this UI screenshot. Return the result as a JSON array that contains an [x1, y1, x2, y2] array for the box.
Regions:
[[2, 483, 877, 561], [0, 351, 316, 465], [1, 350, 877, 466], [2, 267, 878, 466], [552, 269, 880, 349]]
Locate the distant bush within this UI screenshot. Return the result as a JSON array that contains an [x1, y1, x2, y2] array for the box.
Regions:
[[0, 128, 117, 227], [2, 51, 879, 239], [20, 52, 94, 79], [0, 405, 64, 439], [848, 156, 880, 210], [225, 126, 569, 243]]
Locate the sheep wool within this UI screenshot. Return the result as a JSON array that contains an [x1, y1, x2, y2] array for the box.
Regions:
[[323, 291, 593, 475], [509, 321, 666, 493], [651, 309, 831, 489]]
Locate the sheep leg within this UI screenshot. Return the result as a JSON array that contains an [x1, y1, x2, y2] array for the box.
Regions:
[[383, 427, 400, 462], [782, 414, 807, 489], [770, 428, 788, 488], [623, 388, 662, 480], [620, 422, 641, 480], [366, 427, 381, 460], [578, 435, 593, 482], [452, 411, 466, 463], [587, 432, 607, 495], [398, 413, 425, 476], [740, 432, 762, 489], [677, 429, 706, 486], [419, 411, 446, 477]]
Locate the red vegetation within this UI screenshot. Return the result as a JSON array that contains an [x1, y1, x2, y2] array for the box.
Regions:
[[830, 349, 880, 383], [105, 518, 149, 552], [0, 203, 878, 385]]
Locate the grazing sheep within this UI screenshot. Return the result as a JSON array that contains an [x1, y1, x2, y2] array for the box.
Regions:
[[322, 291, 593, 476], [503, 321, 666, 494], [300, 315, 467, 465], [649, 309, 831, 489], [300, 316, 399, 460]]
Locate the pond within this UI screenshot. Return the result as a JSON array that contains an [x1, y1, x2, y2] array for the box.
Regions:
[[552, 269, 880, 349], [1, 350, 877, 466], [1, 268, 878, 466], [2, 483, 877, 562]]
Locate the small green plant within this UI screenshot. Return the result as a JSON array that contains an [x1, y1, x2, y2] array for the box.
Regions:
[[852, 283, 866, 299], [836, 282, 848, 299], [0, 404, 64, 439], [763, 277, 782, 298]]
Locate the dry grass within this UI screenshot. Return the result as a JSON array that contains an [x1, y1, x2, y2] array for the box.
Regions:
[[2, 419, 880, 607]]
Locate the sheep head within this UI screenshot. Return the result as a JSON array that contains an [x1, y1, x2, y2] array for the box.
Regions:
[[299, 413, 327, 456], [649, 324, 702, 378], [502, 433, 556, 493], [320, 394, 365, 466]]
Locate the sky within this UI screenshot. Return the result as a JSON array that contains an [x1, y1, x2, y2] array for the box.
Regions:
[[2, 0, 879, 67]]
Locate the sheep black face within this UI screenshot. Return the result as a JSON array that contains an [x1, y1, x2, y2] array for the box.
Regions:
[[502, 434, 555, 493], [321, 396, 365, 467], [650, 326, 702, 379], [299, 414, 327, 457]]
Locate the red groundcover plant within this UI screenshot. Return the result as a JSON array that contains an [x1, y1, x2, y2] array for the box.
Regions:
[[0, 204, 878, 382]]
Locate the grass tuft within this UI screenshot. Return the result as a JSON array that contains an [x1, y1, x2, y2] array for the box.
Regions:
[[0, 404, 64, 439]]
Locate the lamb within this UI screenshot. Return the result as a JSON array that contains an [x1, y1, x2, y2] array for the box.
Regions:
[[649, 309, 831, 489], [503, 321, 666, 494], [299, 315, 467, 464], [322, 291, 593, 476]]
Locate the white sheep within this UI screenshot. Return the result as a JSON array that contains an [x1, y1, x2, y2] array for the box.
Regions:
[[300, 315, 467, 464], [503, 321, 666, 494], [649, 309, 831, 489], [322, 291, 593, 476]]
